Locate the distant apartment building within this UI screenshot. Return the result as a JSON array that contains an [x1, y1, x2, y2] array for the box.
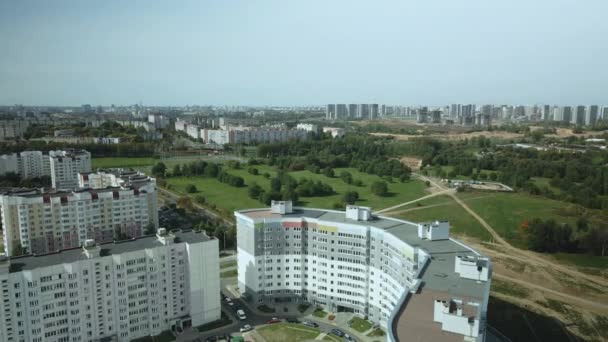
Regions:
[[148, 113, 170, 129], [49, 150, 92, 189], [91, 137, 122, 144], [0, 229, 220, 342], [322, 127, 345, 138], [326, 104, 336, 120], [235, 202, 492, 342], [0, 170, 157, 256], [0, 150, 91, 188], [0, 120, 30, 140], [586, 105, 599, 126], [295, 123, 318, 132], [199, 126, 309, 145], [573, 106, 586, 126]]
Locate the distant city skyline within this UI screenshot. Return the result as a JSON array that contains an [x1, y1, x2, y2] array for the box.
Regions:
[[1, 0, 607, 106]]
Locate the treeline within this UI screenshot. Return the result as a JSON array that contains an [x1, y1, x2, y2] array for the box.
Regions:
[[154, 160, 245, 188], [248, 172, 334, 205], [0, 173, 51, 188], [0, 141, 157, 158], [257, 135, 412, 179], [406, 137, 608, 210], [520, 217, 607, 256]]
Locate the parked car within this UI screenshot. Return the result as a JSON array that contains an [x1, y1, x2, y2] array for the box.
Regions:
[[331, 329, 345, 337], [239, 324, 253, 332], [302, 321, 318, 328], [344, 333, 354, 341], [225, 297, 234, 306], [236, 309, 247, 320], [266, 318, 281, 324]]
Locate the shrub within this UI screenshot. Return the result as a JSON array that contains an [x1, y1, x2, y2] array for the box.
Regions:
[[185, 184, 197, 193], [371, 181, 388, 196]]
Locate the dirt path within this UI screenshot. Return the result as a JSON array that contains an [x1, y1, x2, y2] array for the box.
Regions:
[[415, 174, 608, 290], [493, 273, 608, 312], [375, 189, 454, 214]]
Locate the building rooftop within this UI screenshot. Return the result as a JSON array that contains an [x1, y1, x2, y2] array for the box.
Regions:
[[7, 230, 210, 273]]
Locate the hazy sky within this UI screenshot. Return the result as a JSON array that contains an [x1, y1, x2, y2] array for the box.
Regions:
[[1, 0, 607, 106]]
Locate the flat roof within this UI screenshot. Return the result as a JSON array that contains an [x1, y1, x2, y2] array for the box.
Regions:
[[7, 230, 210, 273], [237, 207, 489, 341]]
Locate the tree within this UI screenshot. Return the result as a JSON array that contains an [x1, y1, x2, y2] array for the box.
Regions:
[[194, 195, 206, 204], [342, 191, 359, 204], [185, 184, 198, 193], [248, 167, 259, 175], [270, 177, 282, 192], [322, 167, 335, 178], [248, 183, 263, 199], [371, 181, 388, 196], [11, 242, 24, 256], [340, 171, 353, 184], [171, 164, 182, 177], [151, 162, 167, 177], [176, 196, 193, 211], [144, 222, 157, 235]]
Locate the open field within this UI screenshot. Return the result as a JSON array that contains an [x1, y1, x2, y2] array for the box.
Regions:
[[371, 131, 524, 141], [388, 195, 492, 241], [456, 191, 577, 248], [166, 166, 429, 214], [257, 323, 321, 342]]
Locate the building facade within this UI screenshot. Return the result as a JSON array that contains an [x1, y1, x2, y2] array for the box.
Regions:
[[0, 171, 157, 256], [0, 229, 220, 342], [235, 202, 492, 342], [0, 150, 91, 189]]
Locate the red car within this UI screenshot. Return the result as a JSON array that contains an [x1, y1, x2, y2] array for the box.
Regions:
[[266, 318, 281, 324]]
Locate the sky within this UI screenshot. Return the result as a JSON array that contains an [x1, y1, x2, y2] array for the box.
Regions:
[[0, 0, 607, 106]]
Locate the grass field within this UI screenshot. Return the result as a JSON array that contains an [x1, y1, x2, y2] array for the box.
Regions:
[[219, 260, 237, 269], [166, 166, 429, 214], [392, 195, 492, 241], [550, 253, 608, 269], [531, 177, 562, 194], [322, 334, 341, 341], [349, 317, 373, 333], [491, 279, 529, 298], [257, 323, 320, 342], [457, 191, 577, 248], [220, 269, 237, 278]]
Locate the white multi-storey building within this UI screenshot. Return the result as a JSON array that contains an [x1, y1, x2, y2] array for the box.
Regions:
[[0, 150, 91, 189], [235, 202, 492, 342], [0, 229, 220, 342], [49, 150, 91, 189], [0, 171, 157, 256]]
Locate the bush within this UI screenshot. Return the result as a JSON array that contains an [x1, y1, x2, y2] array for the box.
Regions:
[[185, 184, 198, 193], [322, 167, 335, 178], [371, 181, 388, 196], [340, 171, 353, 184], [194, 195, 206, 204], [248, 167, 259, 175], [342, 191, 359, 205]]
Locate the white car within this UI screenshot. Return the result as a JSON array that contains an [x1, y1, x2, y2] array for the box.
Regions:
[[236, 309, 247, 320], [240, 324, 252, 332], [225, 297, 234, 306]]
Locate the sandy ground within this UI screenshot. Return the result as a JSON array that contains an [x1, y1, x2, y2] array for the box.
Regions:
[[371, 131, 524, 141], [399, 156, 422, 171]]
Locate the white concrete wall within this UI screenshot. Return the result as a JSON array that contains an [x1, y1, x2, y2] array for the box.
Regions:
[[187, 239, 221, 326]]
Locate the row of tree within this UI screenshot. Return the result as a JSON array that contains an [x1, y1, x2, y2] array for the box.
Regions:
[[519, 217, 608, 256]]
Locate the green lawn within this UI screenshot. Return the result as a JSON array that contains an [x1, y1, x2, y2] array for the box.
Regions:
[[313, 308, 328, 318], [392, 195, 492, 241], [220, 260, 237, 269], [323, 334, 341, 341], [491, 279, 529, 298], [367, 328, 386, 337], [220, 269, 237, 278], [165, 166, 429, 214], [349, 316, 373, 333], [257, 323, 321, 342], [92, 157, 157, 169], [457, 191, 577, 248]]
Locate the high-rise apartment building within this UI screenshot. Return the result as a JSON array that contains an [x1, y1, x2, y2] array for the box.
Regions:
[[0, 171, 157, 256], [326, 104, 336, 120], [0, 150, 91, 189], [586, 105, 599, 126], [235, 202, 492, 342], [336, 104, 348, 119], [573, 106, 586, 126], [0, 229, 220, 342], [562, 106, 573, 123], [347, 104, 358, 118], [49, 150, 92, 189]]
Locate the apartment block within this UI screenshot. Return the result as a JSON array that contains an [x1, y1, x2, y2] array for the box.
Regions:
[[0, 150, 91, 189], [0, 171, 158, 256], [235, 202, 492, 342], [0, 229, 220, 342]]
